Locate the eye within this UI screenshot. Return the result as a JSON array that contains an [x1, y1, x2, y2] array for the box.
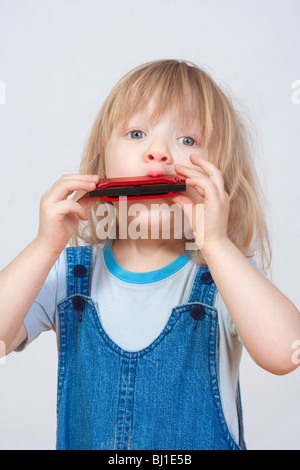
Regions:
[[178, 136, 196, 147], [127, 130, 146, 139]]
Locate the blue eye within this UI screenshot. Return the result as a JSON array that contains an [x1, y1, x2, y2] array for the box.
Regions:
[[128, 130, 146, 139], [178, 137, 196, 146]]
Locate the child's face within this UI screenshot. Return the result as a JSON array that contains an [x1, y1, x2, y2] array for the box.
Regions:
[[105, 101, 208, 205]]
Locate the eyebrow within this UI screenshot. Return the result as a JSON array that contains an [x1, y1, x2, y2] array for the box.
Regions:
[[117, 107, 203, 135]]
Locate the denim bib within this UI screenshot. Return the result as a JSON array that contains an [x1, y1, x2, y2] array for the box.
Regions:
[[56, 246, 246, 450]]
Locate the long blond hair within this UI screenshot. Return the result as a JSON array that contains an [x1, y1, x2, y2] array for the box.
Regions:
[[70, 59, 272, 272]]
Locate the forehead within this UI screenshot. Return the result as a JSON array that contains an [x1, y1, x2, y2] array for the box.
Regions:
[[121, 96, 202, 131]]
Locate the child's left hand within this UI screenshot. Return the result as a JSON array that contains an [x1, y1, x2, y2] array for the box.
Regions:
[[170, 154, 230, 252]]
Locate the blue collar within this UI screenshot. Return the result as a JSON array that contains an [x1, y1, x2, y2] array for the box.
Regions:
[[103, 241, 192, 284]]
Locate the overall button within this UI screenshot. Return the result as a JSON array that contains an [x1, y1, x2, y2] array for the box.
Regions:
[[200, 271, 213, 284], [191, 306, 206, 321], [72, 296, 86, 312], [73, 264, 87, 277]]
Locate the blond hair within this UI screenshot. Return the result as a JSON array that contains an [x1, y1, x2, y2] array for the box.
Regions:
[[70, 59, 272, 272]]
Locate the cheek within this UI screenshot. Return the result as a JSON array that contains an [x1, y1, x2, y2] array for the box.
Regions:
[[105, 136, 130, 177], [105, 147, 134, 178], [173, 145, 209, 167], [104, 142, 115, 177], [105, 160, 129, 178]]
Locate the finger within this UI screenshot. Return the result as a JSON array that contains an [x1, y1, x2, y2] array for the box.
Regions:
[[189, 155, 225, 192], [174, 163, 209, 196], [185, 177, 219, 201], [45, 178, 99, 204], [54, 199, 89, 220], [174, 161, 215, 199], [186, 182, 205, 199], [43, 174, 98, 196], [174, 163, 208, 180]]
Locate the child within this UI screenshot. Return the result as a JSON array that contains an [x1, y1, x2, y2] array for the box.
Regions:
[[0, 59, 299, 450]]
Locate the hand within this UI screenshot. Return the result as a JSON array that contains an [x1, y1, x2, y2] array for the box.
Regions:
[[169, 154, 230, 253], [35, 174, 99, 256]]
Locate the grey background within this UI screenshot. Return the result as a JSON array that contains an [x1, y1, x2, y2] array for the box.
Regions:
[[0, 0, 299, 449]]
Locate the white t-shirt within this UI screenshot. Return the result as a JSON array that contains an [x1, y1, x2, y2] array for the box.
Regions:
[[19, 242, 263, 444]]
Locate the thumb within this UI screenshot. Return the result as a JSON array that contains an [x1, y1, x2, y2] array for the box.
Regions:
[[169, 192, 194, 210], [169, 193, 204, 246], [76, 192, 99, 211], [169, 193, 196, 223]]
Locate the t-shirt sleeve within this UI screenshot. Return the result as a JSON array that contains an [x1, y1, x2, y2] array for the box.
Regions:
[[15, 250, 67, 351]]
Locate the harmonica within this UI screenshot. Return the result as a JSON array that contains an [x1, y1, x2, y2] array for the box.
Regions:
[[89, 175, 186, 201]]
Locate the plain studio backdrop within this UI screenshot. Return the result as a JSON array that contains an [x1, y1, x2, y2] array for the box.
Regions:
[[0, 0, 299, 450]]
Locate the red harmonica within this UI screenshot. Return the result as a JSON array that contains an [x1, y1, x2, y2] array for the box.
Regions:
[[89, 175, 186, 201]]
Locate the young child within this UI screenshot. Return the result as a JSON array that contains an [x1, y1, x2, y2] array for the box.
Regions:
[[0, 59, 299, 451]]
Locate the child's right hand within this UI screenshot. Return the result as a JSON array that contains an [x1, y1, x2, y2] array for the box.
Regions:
[[35, 174, 99, 257]]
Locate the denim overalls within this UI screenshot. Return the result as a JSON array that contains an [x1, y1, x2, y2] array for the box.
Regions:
[[56, 245, 246, 450]]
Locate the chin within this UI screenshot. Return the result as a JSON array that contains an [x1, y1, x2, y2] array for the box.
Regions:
[[124, 198, 184, 240]]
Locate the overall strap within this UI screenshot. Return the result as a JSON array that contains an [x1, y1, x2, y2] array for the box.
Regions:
[[188, 264, 217, 307], [65, 245, 93, 297]]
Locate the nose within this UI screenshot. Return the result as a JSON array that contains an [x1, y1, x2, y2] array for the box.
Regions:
[[144, 144, 172, 164]]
